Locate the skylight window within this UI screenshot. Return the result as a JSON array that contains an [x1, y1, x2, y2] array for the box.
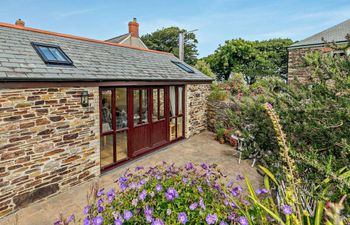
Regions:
[[31, 42, 73, 65], [171, 61, 194, 73]]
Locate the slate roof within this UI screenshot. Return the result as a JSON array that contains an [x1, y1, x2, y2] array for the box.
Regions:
[[289, 19, 350, 49], [0, 23, 211, 82], [105, 33, 130, 43]]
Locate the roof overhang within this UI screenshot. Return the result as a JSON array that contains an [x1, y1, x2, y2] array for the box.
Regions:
[[288, 40, 348, 50]]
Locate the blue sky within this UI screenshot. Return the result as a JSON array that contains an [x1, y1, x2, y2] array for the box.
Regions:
[[1, 0, 349, 57]]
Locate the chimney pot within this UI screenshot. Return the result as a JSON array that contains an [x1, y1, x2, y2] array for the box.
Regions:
[[15, 19, 25, 27], [128, 18, 139, 37]]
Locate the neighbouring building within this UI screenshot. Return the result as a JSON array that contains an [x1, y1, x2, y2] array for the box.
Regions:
[[288, 18, 350, 83], [105, 18, 149, 49], [0, 19, 211, 216]]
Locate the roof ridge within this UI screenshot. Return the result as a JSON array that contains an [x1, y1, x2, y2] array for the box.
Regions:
[[0, 22, 173, 56]]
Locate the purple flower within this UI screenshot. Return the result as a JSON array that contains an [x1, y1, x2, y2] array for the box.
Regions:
[[189, 202, 198, 210], [227, 179, 234, 187], [84, 205, 91, 215], [182, 177, 188, 184], [256, 188, 269, 195], [139, 190, 147, 201], [124, 210, 133, 220], [83, 217, 90, 225], [220, 222, 228, 225], [67, 214, 75, 223], [156, 175, 162, 180], [178, 212, 188, 224], [231, 188, 239, 197], [236, 175, 244, 181], [165, 188, 179, 201], [96, 188, 104, 197], [132, 198, 138, 206], [53, 220, 62, 225], [282, 204, 293, 215], [199, 198, 206, 210], [107, 188, 116, 202], [230, 201, 238, 209], [145, 205, 153, 215], [238, 216, 248, 225], [97, 205, 104, 213], [155, 184, 162, 192], [151, 218, 165, 225], [114, 219, 123, 225], [140, 179, 147, 185], [201, 163, 208, 170], [166, 208, 172, 215], [92, 216, 104, 225], [185, 162, 193, 170], [197, 186, 203, 193], [205, 214, 218, 224], [136, 166, 144, 171], [130, 182, 138, 189], [145, 213, 153, 223]]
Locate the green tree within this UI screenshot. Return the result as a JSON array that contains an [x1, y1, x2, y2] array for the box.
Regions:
[[207, 38, 293, 82], [141, 27, 198, 65], [194, 59, 215, 78]]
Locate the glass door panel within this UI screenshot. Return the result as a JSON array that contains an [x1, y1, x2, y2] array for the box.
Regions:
[[116, 131, 128, 161], [116, 88, 128, 129], [169, 86, 185, 141], [100, 134, 114, 167], [101, 90, 113, 133]]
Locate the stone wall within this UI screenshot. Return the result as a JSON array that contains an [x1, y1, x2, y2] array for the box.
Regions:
[[0, 87, 100, 217], [185, 84, 211, 138], [288, 46, 332, 83]]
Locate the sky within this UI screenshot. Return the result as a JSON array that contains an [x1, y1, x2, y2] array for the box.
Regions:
[[1, 0, 349, 57]]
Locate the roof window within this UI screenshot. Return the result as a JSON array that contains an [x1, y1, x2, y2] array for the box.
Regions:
[[171, 61, 194, 73], [31, 42, 73, 65]]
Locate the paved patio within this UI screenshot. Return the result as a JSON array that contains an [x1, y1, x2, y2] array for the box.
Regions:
[[0, 131, 262, 225]]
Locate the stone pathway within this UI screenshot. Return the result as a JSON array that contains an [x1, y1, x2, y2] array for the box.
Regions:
[[0, 131, 262, 225]]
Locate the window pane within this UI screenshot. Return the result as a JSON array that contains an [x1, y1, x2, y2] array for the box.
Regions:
[[177, 116, 183, 138], [159, 88, 164, 119], [100, 134, 114, 167], [133, 90, 140, 126], [142, 89, 148, 123], [178, 87, 183, 115], [152, 89, 158, 121], [116, 88, 127, 129], [49, 47, 66, 61], [101, 90, 113, 133], [170, 118, 176, 141], [39, 46, 56, 61], [116, 131, 128, 161], [169, 86, 176, 117]]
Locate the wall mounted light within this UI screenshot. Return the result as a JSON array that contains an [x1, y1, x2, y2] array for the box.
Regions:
[[81, 91, 89, 107]]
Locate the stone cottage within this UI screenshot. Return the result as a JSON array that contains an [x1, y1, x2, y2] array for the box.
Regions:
[[288, 18, 350, 83], [0, 19, 211, 216]]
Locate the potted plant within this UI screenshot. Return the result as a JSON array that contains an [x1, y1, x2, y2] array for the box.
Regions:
[[216, 127, 226, 144]]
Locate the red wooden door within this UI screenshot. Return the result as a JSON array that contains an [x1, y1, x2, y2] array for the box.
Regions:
[[129, 87, 169, 157]]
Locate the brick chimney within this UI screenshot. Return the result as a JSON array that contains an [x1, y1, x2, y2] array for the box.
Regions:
[[128, 18, 139, 37], [15, 19, 25, 27]]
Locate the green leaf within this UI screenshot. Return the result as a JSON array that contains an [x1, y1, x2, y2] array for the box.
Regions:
[[251, 197, 285, 225], [258, 166, 279, 186], [314, 200, 325, 225]]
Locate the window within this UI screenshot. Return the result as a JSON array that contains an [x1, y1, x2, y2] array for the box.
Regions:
[[31, 42, 73, 65], [172, 61, 194, 73]]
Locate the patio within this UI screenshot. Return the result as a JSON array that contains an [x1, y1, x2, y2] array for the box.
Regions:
[[0, 131, 262, 225]]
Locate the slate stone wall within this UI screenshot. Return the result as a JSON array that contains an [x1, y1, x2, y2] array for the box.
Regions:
[[288, 46, 332, 83], [0, 87, 100, 217], [185, 84, 211, 138]]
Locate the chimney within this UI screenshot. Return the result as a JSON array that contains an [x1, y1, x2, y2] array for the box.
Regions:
[[128, 18, 139, 37], [15, 19, 25, 27]]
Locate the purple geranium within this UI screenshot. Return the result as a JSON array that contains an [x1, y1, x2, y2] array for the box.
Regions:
[[92, 216, 104, 225], [236, 175, 244, 181], [114, 219, 123, 225], [145, 213, 153, 223], [124, 210, 133, 220], [282, 204, 293, 215], [155, 184, 162, 192], [220, 222, 228, 225], [197, 186, 203, 193], [151, 218, 165, 225], [189, 202, 198, 210], [139, 190, 147, 201], [185, 162, 193, 170], [83, 217, 90, 225], [96, 188, 104, 197], [238, 216, 248, 225], [205, 214, 218, 224], [165, 187, 179, 200], [83, 205, 91, 215], [178, 212, 188, 224], [67, 214, 75, 223], [199, 198, 206, 210], [107, 188, 116, 202], [256, 188, 269, 195]]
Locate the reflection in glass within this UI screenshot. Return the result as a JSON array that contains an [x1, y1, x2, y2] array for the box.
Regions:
[[116, 131, 128, 161], [142, 89, 148, 123], [100, 134, 113, 167], [178, 87, 183, 115], [116, 88, 127, 129], [177, 116, 183, 138], [152, 89, 158, 121], [133, 90, 140, 126], [159, 89, 164, 119], [170, 118, 176, 141], [101, 90, 112, 133]]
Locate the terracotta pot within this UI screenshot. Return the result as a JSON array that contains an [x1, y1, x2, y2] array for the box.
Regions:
[[219, 137, 225, 144]]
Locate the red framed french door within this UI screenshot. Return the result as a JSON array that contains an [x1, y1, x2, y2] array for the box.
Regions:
[[129, 87, 169, 157], [169, 86, 185, 141]]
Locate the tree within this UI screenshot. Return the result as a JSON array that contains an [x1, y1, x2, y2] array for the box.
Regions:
[[206, 38, 293, 82], [194, 59, 215, 78], [141, 27, 198, 65]]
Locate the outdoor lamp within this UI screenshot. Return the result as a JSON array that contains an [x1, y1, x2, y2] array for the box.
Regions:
[[81, 91, 89, 107]]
